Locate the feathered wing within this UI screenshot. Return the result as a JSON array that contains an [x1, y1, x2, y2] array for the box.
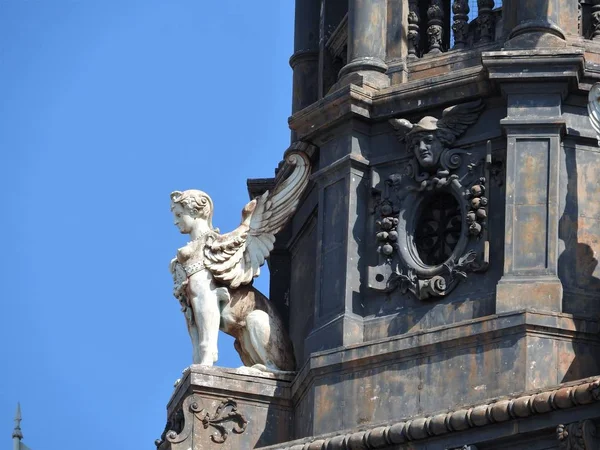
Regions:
[[436, 99, 484, 144], [204, 150, 311, 288], [388, 118, 414, 142], [588, 83, 600, 145]]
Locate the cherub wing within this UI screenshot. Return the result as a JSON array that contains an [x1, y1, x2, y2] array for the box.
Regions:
[[436, 99, 484, 145], [588, 83, 600, 145], [204, 150, 311, 288]]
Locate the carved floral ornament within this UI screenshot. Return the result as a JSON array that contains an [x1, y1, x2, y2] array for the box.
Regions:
[[373, 100, 489, 300]]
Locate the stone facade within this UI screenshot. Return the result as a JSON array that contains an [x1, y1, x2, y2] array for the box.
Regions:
[[157, 0, 600, 448]]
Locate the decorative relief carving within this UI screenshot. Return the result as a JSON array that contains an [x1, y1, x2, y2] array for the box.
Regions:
[[192, 398, 248, 444], [593, 1, 600, 40], [588, 83, 600, 145], [557, 420, 599, 450], [155, 408, 185, 448], [155, 395, 248, 449], [372, 100, 488, 300], [156, 395, 195, 449]]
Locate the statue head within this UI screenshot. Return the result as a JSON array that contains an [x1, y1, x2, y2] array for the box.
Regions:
[[389, 99, 484, 171], [170, 190, 214, 234], [405, 116, 444, 169]]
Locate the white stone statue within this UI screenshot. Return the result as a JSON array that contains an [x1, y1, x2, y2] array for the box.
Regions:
[[169, 150, 310, 372], [588, 82, 600, 146]]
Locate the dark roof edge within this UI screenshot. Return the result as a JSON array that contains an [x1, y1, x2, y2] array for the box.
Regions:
[[258, 376, 600, 450]]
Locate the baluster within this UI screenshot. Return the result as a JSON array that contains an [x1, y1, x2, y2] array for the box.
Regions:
[[407, 0, 420, 58], [578, 0, 582, 37], [477, 0, 495, 43], [426, 0, 445, 54], [452, 0, 470, 49], [593, 0, 600, 40]]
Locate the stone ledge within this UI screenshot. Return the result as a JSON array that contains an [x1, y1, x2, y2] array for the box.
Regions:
[[167, 365, 294, 415], [290, 309, 600, 403], [257, 376, 600, 450]]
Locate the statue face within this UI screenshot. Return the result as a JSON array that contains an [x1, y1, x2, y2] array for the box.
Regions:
[[411, 132, 443, 168], [172, 203, 196, 234]]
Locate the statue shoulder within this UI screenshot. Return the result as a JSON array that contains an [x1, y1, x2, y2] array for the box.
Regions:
[[177, 240, 201, 262], [176, 233, 216, 263]]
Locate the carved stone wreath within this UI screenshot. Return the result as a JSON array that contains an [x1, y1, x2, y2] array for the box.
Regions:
[[373, 100, 489, 300]]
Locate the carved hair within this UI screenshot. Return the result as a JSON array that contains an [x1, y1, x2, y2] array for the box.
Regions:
[[170, 190, 215, 230]]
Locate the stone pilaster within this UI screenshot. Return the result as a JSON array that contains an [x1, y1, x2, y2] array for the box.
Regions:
[[482, 49, 584, 314], [303, 124, 370, 357]]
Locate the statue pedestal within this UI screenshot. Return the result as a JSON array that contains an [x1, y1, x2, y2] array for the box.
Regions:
[[156, 365, 293, 450]]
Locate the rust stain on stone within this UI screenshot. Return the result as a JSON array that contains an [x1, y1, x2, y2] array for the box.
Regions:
[[521, 153, 542, 205]]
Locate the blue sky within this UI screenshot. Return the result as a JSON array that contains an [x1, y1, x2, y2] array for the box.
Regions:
[[0, 1, 294, 448]]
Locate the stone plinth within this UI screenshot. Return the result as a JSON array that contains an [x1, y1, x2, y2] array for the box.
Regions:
[[156, 366, 293, 450]]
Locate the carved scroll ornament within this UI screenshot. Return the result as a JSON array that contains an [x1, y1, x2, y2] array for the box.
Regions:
[[155, 395, 247, 449], [373, 100, 489, 300]]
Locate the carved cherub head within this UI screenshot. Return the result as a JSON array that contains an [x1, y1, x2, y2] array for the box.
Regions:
[[170, 189, 214, 234], [389, 100, 484, 170]]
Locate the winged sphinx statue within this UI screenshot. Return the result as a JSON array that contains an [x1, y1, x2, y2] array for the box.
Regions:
[[169, 150, 311, 372], [588, 83, 600, 146]]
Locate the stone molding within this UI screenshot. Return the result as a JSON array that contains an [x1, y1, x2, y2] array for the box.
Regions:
[[260, 377, 600, 450], [288, 46, 596, 141], [288, 67, 488, 141], [166, 365, 294, 415]]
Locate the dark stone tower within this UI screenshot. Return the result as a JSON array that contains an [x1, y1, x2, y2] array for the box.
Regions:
[[158, 1, 600, 449]]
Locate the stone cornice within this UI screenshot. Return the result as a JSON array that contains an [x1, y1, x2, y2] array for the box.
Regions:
[[288, 66, 490, 141], [259, 377, 600, 450], [288, 84, 374, 141], [288, 46, 600, 142], [372, 66, 489, 117], [166, 365, 293, 415], [481, 49, 585, 90]]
